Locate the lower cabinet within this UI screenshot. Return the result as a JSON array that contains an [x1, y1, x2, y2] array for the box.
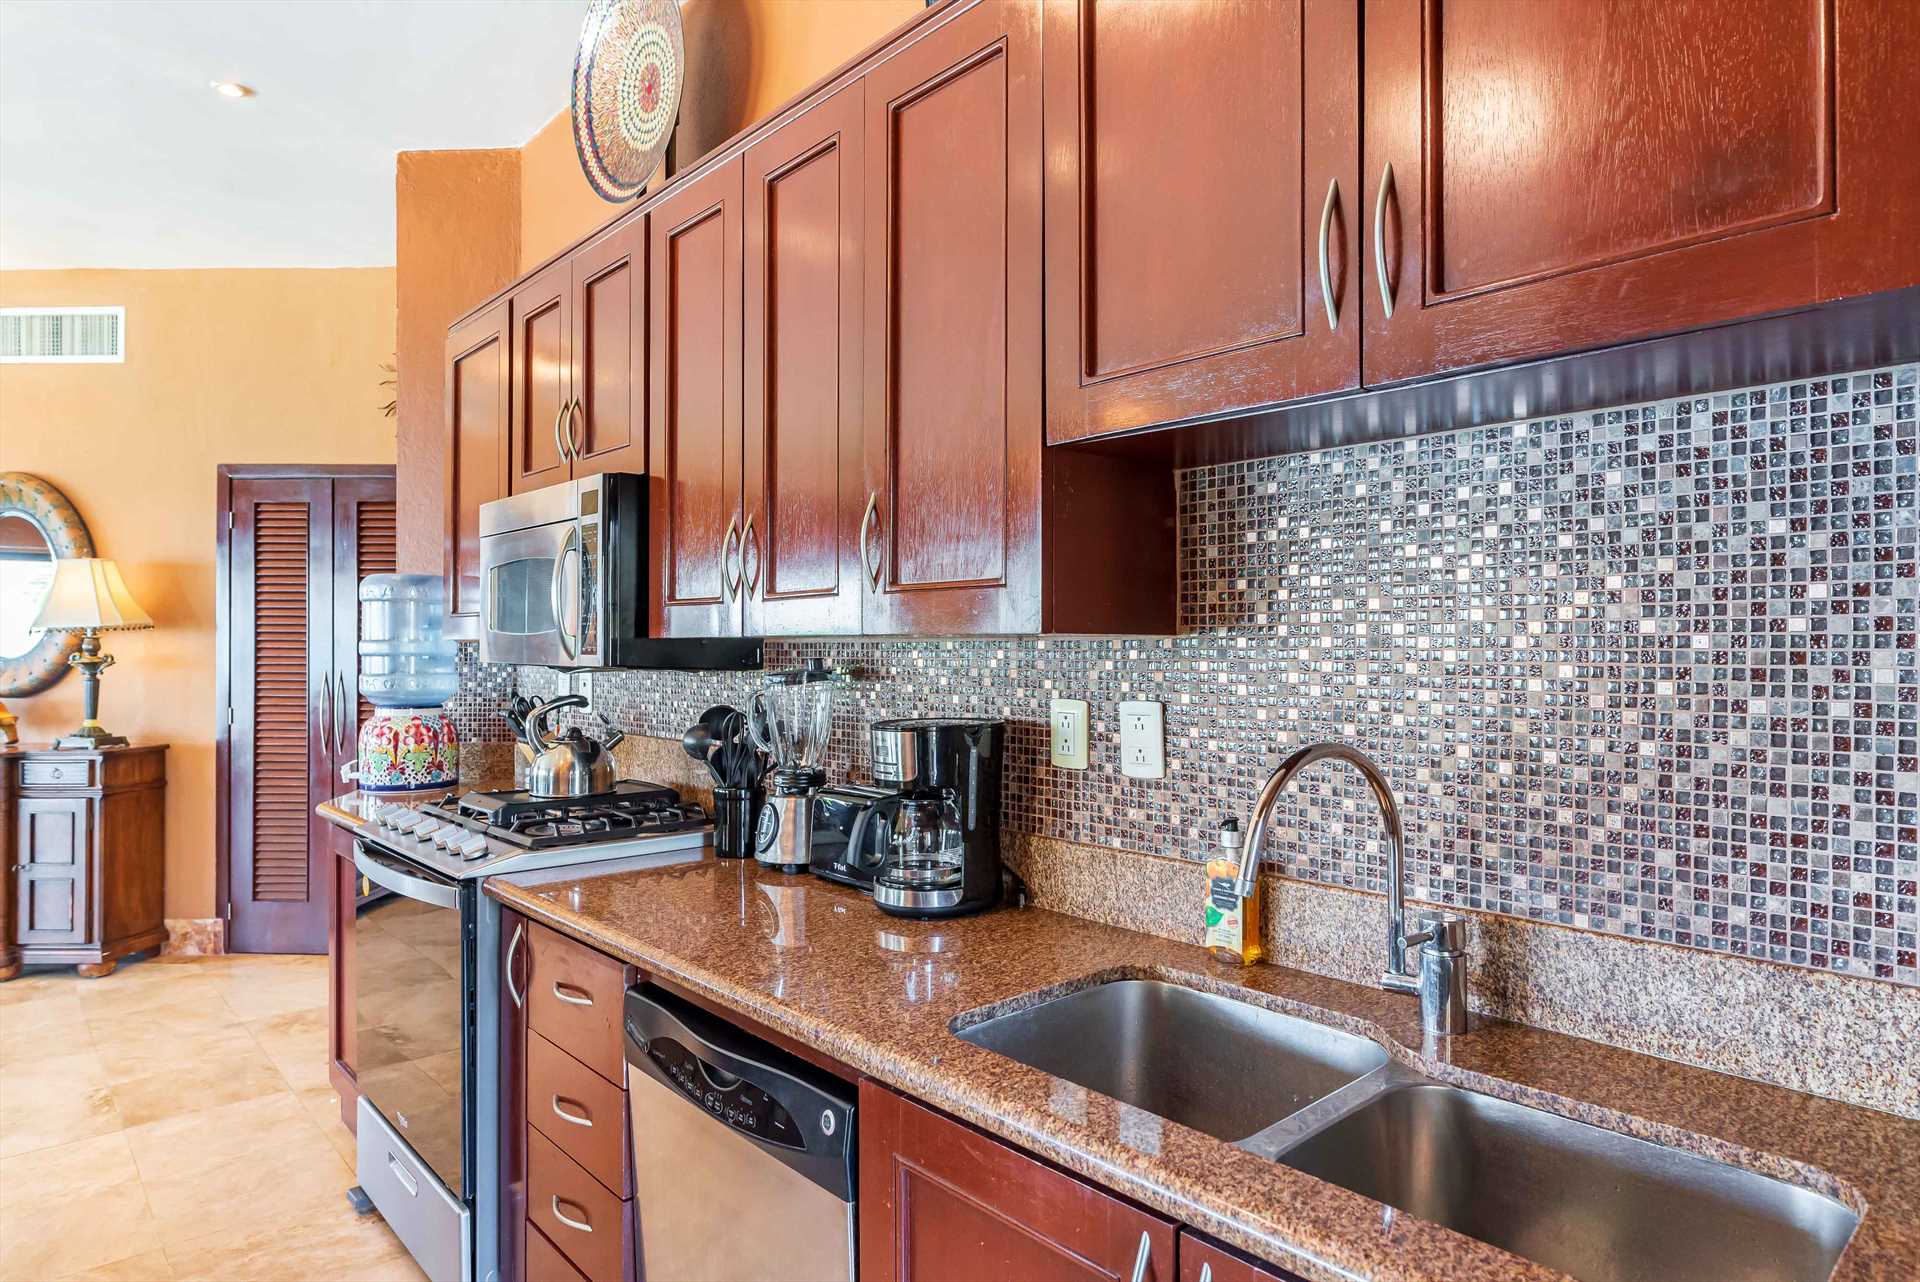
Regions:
[[1178, 1232, 1303, 1282], [859, 1081, 1179, 1282]]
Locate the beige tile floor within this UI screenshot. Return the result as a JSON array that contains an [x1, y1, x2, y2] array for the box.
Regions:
[[0, 953, 427, 1282]]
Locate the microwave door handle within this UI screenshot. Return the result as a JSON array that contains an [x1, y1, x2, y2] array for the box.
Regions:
[[549, 525, 579, 661]]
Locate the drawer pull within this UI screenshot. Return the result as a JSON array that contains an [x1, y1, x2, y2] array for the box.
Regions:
[[551, 1095, 594, 1128], [387, 1151, 418, 1197], [552, 981, 594, 1007], [1127, 1231, 1151, 1282], [551, 1196, 593, 1234]]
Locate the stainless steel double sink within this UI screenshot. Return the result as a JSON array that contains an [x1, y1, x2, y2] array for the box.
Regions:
[[955, 979, 1858, 1282]]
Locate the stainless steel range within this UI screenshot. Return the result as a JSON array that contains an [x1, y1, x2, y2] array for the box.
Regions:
[[327, 783, 708, 1282]]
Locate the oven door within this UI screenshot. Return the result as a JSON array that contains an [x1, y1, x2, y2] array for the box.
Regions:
[[478, 518, 596, 668], [353, 841, 471, 1201]]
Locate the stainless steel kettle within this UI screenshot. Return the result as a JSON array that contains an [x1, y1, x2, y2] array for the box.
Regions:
[[521, 694, 626, 798]]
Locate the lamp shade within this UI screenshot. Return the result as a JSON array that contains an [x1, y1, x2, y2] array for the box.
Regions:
[[30, 558, 153, 632]]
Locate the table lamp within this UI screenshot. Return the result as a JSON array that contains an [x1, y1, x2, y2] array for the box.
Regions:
[[29, 558, 153, 749]]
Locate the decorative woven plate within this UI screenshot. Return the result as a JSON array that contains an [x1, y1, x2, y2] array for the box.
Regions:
[[572, 0, 685, 202]]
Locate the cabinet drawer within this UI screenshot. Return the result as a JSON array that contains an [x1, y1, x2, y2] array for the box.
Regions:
[[18, 758, 95, 789], [528, 1127, 628, 1282], [526, 923, 627, 1084], [528, 1029, 630, 1197], [525, 1221, 590, 1282]]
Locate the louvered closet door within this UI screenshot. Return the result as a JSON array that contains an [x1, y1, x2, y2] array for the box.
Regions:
[[228, 477, 334, 953]]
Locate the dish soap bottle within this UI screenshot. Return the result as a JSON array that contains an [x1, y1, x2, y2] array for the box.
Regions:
[[1203, 818, 1264, 966]]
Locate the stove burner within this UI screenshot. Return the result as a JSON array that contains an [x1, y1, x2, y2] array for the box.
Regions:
[[424, 780, 707, 851]]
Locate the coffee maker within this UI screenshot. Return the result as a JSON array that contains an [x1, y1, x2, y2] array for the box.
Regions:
[[869, 717, 1004, 918]]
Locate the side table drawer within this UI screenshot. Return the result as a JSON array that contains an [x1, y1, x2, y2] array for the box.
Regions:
[[19, 758, 95, 789]]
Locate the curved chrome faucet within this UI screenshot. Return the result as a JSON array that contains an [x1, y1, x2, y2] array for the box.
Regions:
[[1232, 742, 1468, 1032]]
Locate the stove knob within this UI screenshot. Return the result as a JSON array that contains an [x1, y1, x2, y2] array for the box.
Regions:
[[411, 819, 444, 840], [455, 833, 491, 860], [383, 806, 415, 829], [429, 827, 458, 849]]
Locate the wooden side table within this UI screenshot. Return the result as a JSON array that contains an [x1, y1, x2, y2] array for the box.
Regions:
[[2, 743, 168, 978]]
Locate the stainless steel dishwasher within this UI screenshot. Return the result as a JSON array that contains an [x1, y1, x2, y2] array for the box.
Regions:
[[624, 984, 856, 1282]]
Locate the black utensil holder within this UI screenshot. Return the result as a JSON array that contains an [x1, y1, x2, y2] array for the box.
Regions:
[[712, 785, 761, 860]]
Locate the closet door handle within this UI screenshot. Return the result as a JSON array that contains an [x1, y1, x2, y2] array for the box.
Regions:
[[859, 491, 882, 590], [319, 674, 335, 759], [1373, 160, 1396, 320], [336, 673, 353, 757], [1318, 176, 1340, 332]]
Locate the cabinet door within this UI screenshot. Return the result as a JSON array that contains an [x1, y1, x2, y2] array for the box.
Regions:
[[445, 301, 510, 618], [1362, 0, 1920, 384], [742, 80, 866, 637], [648, 155, 745, 639], [860, 1082, 1177, 1282], [1179, 1232, 1306, 1282], [862, 0, 1044, 635], [15, 796, 92, 946], [1043, 0, 1360, 443], [510, 260, 574, 494], [569, 219, 648, 479]]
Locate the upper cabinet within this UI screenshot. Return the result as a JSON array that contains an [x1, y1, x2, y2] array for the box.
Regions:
[[648, 155, 746, 639], [508, 260, 572, 494], [862, 0, 1048, 634], [1043, 0, 1361, 444], [742, 81, 867, 637], [444, 301, 509, 618], [1361, 0, 1920, 384]]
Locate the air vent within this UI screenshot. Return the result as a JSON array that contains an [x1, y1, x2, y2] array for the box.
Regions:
[[0, 307, 125, 363]]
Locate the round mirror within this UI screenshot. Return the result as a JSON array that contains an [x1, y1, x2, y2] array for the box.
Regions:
[[0, 472, 92, 697], [0, 514, 55, 659]]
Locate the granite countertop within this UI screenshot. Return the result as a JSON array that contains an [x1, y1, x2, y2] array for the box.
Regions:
[[488, 855, 1915, 1282]]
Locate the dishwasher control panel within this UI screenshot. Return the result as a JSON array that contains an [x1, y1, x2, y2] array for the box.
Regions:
[[647, 1036, 805, 1149]]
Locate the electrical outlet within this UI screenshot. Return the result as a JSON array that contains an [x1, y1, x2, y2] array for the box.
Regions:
[[1050, 698, 1089, 770], [1118, 700, 1165, 779]]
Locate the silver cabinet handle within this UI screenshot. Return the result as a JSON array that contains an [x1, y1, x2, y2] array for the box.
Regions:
[[858, 491, 882, 590], [1198, 1265, 1211, 1282], [1373, 160, 1395, 319], [720, 516, 742, 599], [551, 1095, 594, 1128], [551, 403, 570, 464], [319, 672, 335, 759], [741, 515, 760, 597], [387, 1151, 418, 1197], [1318, 176, 1340, 332], [566, 397, 583, 460], [505, 923, 525, 1009], [552, 981, 594, 1007], [549, 524, 580, 660], [337, 672, 353, 757], [551, 1196, 593, 1234], [1127, 1230, 1151, 1282]]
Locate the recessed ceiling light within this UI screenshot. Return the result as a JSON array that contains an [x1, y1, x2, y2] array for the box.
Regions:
[[210, 81, 255, 99]]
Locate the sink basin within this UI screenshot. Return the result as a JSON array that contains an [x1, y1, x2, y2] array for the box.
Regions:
[[1276, 1083, 1858, 1282], [954, 979, 1388, 1141]]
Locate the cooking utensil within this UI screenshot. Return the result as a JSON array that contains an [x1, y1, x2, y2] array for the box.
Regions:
[[523, 694, 626, 798], [681, 722, 725, 786]]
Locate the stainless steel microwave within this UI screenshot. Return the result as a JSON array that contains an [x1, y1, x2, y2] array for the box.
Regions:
[[477, 473, 761, 671]]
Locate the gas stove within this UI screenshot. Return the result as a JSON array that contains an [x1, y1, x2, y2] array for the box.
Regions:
[[339, 781, 710, 879]]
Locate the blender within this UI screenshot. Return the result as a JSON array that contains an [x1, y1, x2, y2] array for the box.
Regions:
[[746, 659, 838, 873]]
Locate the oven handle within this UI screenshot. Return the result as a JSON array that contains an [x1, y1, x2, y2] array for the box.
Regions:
[[353, 842, 460, 910]]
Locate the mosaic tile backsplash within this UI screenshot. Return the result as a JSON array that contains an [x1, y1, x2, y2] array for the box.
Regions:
[[495, 364, 1918, 987]]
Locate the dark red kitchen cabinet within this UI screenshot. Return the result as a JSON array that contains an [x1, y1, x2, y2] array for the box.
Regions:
[[742, 80, 866, 637], [444, 301, 510, 619], [860, 0, 1047, 635], [648, 155, 747, 640], [859, 1081, 1178, 1282], [1361, 0, 1920, 384], [1179, 1231, 1308, 1282], [568, 219, 648, 479], [508, 260, 573, 494], [1043, 0, 1361, 444]]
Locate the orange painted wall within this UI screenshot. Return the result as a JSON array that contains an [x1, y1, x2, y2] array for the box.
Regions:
[[394, 150, 521, 576], [518, 0, 922, 272], [0, 268, 397, 918]]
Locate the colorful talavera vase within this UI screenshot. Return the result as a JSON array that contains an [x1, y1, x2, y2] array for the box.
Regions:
[[346, 709, 460, 791]]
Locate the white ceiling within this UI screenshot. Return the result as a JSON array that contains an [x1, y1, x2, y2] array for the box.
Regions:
[[0, 0, 587, 269]]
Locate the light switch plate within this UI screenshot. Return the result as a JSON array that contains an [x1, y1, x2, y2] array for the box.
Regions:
[[1050, 698, 1089, 770], [1118, 700, 1165, 779]]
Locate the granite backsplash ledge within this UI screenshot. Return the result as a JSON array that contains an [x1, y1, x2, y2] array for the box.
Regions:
[[465, 362, 1916, 993]]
